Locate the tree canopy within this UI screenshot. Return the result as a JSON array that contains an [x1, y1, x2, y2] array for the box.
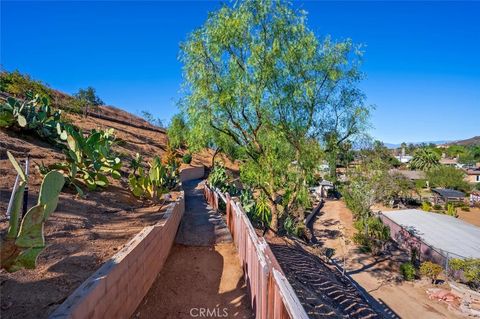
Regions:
[[179, 0, 371, 230], [410, 148, 440, 171]]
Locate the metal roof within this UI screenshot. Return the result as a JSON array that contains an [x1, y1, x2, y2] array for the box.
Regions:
[[382, 209, 480, 258], [432, 188, 465, 198]]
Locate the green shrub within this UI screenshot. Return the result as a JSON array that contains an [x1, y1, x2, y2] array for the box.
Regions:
[[1, 152, 65, 272], [461, 206, 470, 212], [182, 153, 192, 164], [283, 216, 305, 237], [433, 204, 442, 211], [353, 217, 390, 255], [420, 261, 443, 284], [254, 192, 272, 229], [446, 203, 457, 217], [421, 202, 432, 212], [400, 262, 416, 281], [208, 164, 228, 189], [41, 127, 122, 195], [0, 70, 53, 100], [449, 258, 480, 290], [128, 155, 179, 200], [415, 179, 427, 189], [0, 94, 69, 146]]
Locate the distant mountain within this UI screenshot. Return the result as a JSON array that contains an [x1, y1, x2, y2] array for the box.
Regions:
[[443, 136, 480, 146], [384, 140, 451, 149]]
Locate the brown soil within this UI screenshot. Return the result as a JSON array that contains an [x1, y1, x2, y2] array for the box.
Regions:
[[312, 199, 466, 319], [133, 179, 253, 319], [133, 244, 252, 319], [267, 236, 382, 318], [457, 207, 480, 227], [0, 105, 207, 318]]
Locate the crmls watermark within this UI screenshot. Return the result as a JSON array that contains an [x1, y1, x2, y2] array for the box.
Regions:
[[189, 307, 229, 318]]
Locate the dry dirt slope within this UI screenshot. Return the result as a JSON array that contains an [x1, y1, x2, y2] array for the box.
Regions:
[[0, 102, 201, 318]]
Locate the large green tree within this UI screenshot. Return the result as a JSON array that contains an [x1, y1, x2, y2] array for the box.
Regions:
[[180, 0, 370, 231], [427, 166, 470, 192]]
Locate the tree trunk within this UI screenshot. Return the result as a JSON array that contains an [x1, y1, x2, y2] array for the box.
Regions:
[[269, 202, 278, 233], [329, 151, 338, 184], [211, 147, 221, 168]]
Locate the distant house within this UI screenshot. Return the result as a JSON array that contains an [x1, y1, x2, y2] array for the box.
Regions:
[[465, 168, 480, 184], [470, 191, 480, 206], [439, 157, 465, 169], [394, 155, 413, 163], [432, 188, 465, 205]]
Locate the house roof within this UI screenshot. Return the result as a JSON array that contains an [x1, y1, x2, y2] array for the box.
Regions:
[[389, 169, 425, 180], [382, 209, 480, 258], [432, 188, 465, 198], [440, 158, 458, 165], [466, 169, 480, 175]]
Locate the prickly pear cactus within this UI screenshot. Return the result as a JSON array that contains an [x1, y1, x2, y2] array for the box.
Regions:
[[1, 152, 65, 272]]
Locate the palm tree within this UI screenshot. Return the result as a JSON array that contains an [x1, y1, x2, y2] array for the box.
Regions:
[[410, 148, 440, 171]]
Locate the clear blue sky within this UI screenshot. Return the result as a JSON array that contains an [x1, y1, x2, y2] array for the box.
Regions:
[[2, 1, 479, 144]]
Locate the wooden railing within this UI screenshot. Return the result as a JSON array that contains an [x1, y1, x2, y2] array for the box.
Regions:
[[204, 184, 309, 319]]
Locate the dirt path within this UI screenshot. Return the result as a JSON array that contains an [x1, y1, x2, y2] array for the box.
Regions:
[[312, 200, 465, 319], [133, 180, 253, 319]]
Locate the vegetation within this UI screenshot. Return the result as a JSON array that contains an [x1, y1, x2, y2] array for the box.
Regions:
[[420, 261, 443, 284], [421, 201, 432, 212], [1, 70, 105, 115], [449, 258, 480, 290], [207, 164, 229, 190], [400, 262, 416, 281], [410, 148, 440, 171], [41, 127, 122, 195], [1, 152, 65, 272], [167, 113, 188, 149], [180, 0, 371, 231], [182, 153, 192, 164], [446, 203, 457, 217], [352, 216, 390, 254], [0, 94, 69, 146], [73, 86, 104, 117], [426, 166, 471, 192], [140, 110, 164, 127], [0, 70, 53, 100], [128, 155, 179, 200]]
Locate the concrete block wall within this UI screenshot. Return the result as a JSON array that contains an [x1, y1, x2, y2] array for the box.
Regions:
[[50, 193, 185, 319]]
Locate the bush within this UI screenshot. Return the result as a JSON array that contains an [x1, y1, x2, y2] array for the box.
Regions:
[[400, 262, 416, 281], [449, 258, 480, 290], [415, 179, 427, 189], [427, 166, 471, 193], [421, 202, 432, 212], [182, 153, 192, 164], [446, 203, 457, 217], [283, 216, 305, 238], [461, 206, 470, 212], [420, 261, 443, 284], [433, 204, 442, 211], [353, 217, 390, 255]]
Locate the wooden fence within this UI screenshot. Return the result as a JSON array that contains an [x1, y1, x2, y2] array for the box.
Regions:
[[204, 184, 309, 319]]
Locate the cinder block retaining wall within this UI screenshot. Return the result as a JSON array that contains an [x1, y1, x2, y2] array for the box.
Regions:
[[50, 193, 185, 319], [180, 165, 205, 182]]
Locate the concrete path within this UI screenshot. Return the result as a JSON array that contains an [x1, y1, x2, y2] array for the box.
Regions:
[[175, 180, 232, 246], [133, 179, 253, 319]]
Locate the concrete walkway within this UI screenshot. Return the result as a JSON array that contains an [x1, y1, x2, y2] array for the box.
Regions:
[[133, 180, 253, 319]]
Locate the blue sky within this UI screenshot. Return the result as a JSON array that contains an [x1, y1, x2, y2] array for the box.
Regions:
[[1, 1, 479, 144]]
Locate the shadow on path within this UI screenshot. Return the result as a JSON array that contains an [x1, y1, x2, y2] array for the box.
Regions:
[[133, 179, 253, 319]]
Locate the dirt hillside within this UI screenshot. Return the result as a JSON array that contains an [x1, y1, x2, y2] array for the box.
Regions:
[[0, 100, 206, 318]]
